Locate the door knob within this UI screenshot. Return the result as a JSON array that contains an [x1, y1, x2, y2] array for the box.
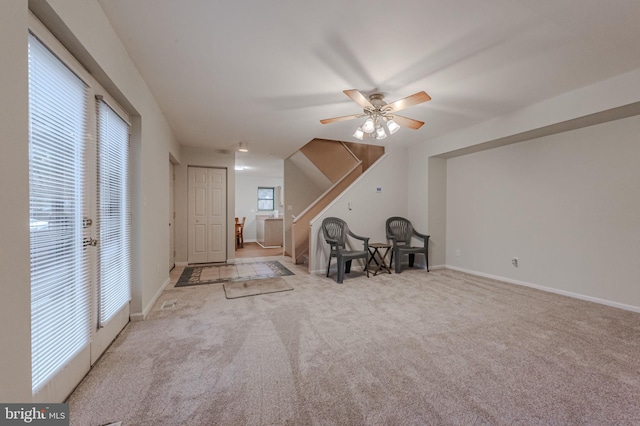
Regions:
[[83, 237, 98, 247]]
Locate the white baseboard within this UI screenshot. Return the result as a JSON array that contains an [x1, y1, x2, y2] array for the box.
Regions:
[[130, 276, 172, 321], [175, 261, 188, 267], [445, 265, 640, 314], [130, 312, 145, 321]]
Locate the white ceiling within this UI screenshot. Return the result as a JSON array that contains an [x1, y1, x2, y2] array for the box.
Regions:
[[98, 0, 640, 177]]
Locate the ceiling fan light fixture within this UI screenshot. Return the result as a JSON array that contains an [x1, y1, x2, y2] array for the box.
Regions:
[[386, 118, 400, 134], [321, 89, 430, 139], [362, 117, 375, 133]]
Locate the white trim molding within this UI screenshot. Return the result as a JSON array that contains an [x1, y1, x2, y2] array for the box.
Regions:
[[130, 276, 172, 321], [445, 265, 640, 314]]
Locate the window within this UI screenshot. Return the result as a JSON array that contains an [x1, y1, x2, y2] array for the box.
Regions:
[[258, 187, 275, 211]]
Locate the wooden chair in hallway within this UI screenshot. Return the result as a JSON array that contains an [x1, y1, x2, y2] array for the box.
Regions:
[[235, 217, 246, 249]]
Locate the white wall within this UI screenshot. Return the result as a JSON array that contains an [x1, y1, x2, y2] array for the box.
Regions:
[[0, 1, 32, 402], [407, 142, 447, 269], [174, 146, 235, 264], [309, 147, 410, 274], [283, 157, 325, 256], [427, 157, 447, 268], [0, 0, 180, 401], [235, 174, 283, 242], [446, 115, 640, 311], [408, 142, 429, 232]]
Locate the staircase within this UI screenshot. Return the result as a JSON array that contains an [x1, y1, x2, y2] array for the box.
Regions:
[[288, 139, 384, 266]]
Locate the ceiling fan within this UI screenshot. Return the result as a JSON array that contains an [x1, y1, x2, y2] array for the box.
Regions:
[[320, 89, 431, 140]]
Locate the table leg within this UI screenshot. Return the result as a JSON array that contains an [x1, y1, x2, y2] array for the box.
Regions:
[[367, 248, 380, 273], [375, 247, 391, 275]]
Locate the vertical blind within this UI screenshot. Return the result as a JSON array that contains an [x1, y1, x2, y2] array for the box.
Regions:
[[97, 99, 131, 325], [28, 33, 91, 392]]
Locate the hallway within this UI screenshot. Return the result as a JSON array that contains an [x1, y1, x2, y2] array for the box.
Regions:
[[234, 242, 283, 259]]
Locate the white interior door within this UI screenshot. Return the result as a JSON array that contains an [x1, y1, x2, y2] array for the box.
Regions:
[[188, 167, 209, 264], [188, 167, 227, 263], [207, 168, 226, 262]]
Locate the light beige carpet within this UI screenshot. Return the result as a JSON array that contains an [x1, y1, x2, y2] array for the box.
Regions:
[[67, 265, 640, 425], [223, 277, 293, 299]]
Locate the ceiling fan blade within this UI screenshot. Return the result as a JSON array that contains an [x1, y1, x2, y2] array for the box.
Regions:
[[391, 114, 424, 130], [383, 91, 431, 113], [320, 113, 365, 124], [343, 89, 374, 109]]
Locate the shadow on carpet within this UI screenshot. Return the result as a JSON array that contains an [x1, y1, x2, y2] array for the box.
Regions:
[[223, 278, 293, 299], [175, 260, 294, 288]]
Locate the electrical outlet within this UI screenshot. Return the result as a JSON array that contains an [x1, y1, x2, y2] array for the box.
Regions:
[[455, 249, 461, 257], [512, 257, 519, 267]]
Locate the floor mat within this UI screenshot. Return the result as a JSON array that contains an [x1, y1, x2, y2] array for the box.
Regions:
[[175, 260, 294, 287], [223, 278, 293, 299]]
